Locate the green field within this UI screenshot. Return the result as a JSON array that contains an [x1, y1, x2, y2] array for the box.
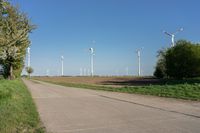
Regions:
[[0, 79, 45, 133], [49, 82, 200, 101], [35, 77, 200, 101]]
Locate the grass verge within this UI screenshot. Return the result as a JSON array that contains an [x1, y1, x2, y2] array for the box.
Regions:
[[35, 79, 200, 101], [0, 79, 45, 133]]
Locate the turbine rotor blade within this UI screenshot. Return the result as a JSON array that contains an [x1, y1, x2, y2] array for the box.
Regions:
[[174, 27, 184, 35], [163, 31, 172, 36]]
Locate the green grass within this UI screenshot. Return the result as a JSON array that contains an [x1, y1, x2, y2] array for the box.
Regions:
[[0, 79, 45, 133], [39, 80, 200, 101]]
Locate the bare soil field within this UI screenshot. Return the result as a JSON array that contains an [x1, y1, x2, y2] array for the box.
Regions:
[[34, 76, 162, 87]]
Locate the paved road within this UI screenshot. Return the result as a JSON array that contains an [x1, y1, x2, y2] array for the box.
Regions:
[[23, 79, 200, 133]]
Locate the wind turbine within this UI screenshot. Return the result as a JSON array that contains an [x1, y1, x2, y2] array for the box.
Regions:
[[27, 47, 30, 67], [136, 48, 143, 76], [61, 56, 64, 76], [80, 68, 83, 76], [87, 68, 90, 76], [46, 69, 49, 76], [89, 47, 95, 77], [163, 28, 184, 47], [84, 68, 87, 76], [126, 67, 129, 76]]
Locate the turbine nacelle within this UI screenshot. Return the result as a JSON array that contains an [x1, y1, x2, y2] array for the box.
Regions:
[[136, 47, 144, 57], [89, 48, 94, 54]]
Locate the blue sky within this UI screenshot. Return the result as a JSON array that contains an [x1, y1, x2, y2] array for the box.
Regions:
[[12, 0, 200, 76]]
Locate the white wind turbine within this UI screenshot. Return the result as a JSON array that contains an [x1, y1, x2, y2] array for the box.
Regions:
[[46, 69, 49, 76], [163, 28, 184, 47], [89, 47, 95, 77], [88, 40, 96, 77], [136, 48, 143, 76], [126, 67, 129, 76], [61, 56, 64, 76], [80, 68, 83, 76]]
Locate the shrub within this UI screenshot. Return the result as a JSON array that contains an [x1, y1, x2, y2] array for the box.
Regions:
[[165, 40, 200, 78], [154, 40, 200, 79], [154, 49, 167, 78]]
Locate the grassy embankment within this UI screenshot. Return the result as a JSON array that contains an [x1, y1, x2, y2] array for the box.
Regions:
[[35, 77, 200, 101], [0, 79, 45, 133]]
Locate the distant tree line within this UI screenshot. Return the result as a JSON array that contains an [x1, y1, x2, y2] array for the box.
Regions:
[[154, 40, 200, 79], [0, 0, 35, 80]]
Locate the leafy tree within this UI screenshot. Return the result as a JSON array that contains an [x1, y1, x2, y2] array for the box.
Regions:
[[165, 40, 200, 79], [154, 49, 167, 78], [26, 67, 33, 78], [154, 40, 200, 79], [0, 0, 35, 79]]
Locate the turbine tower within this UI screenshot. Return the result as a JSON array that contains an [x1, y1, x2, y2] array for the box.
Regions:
[[80, 68, 83, 76], [46, 69, 49, 76], [126, 67, 129, 76], [27, 47, 30, 67], [61, 56, 64, 76], [136, 48, 143, 76], [89, 48, 94, 77], [84, 68, 87, 76], [163, 28, 184, 47]]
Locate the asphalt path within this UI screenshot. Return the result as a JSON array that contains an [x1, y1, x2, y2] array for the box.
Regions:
[[23, 79, 200, 133]]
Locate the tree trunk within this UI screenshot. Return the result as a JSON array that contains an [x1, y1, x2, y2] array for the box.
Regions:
[[9, 64, 14, 80]]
